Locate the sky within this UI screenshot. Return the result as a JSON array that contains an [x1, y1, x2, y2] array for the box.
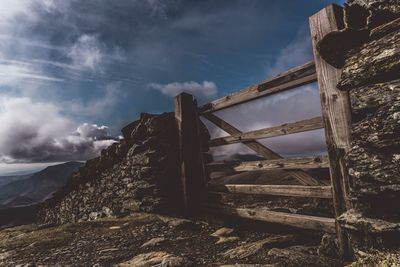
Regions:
[[0, 0, 345, 175]]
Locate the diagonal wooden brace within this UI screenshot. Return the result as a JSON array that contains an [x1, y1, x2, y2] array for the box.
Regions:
[[202, 113, 322, 186]]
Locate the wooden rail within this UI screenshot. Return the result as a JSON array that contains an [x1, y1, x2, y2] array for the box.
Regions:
[[203, 113, 321, 186], [199, 61, 317, 114], [206, 156, 329, 172], [208, 184, 333, 198], [209, 116, 324, 147], [205, 204, 336, 233], [173, 3, 353, 259]]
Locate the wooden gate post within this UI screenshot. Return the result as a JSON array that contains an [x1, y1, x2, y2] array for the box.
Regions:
[[174, 92, 207, 212], [310, 4, 353, 260]]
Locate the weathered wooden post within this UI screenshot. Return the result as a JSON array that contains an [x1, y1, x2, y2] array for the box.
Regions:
[[174, 92, 207, 212], [310, 4, 353, 260]]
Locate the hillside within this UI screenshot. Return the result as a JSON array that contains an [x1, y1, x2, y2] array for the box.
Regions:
[[0, 161, 84, 209], [0, 174, 31, 189]]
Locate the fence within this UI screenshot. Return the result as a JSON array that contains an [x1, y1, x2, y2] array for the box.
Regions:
[[174, 4, 353, 259]]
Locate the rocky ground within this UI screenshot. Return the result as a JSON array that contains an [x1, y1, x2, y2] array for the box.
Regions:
[[0, 212, 347, 267]]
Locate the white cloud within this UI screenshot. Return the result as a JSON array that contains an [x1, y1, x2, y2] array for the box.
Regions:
[[64, 82, 124, 120], [0, 61, 64, 86], [0, 0, 34, 23], [148, 80, 218, 98], [0, 97, 116, 163], [68, 34, 104, 72], [265, 28, 313, 77], [41, 0, 57, 13]]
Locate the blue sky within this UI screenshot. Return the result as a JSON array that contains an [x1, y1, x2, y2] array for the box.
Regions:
[[0, 0, 344, 175]]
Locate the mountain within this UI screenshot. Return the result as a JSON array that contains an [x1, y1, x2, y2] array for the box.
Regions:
[[0, 161, 84, 209], [0, 174, 31, 188]]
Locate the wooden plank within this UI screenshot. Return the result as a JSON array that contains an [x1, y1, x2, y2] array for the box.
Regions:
[[174, 93, 207, 212], [206, 204, 336, 233], [208, 184, 333, 198], [310, 4, 353, 259], [209, 116, 324, 147], [199, 61, 317, 114], [206, 156, 329, 172], [203, 113, 321, 186]]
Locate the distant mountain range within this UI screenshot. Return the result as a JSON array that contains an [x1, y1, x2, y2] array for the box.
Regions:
[[0, 161, 84, 209], [0, 174, 31, 188]]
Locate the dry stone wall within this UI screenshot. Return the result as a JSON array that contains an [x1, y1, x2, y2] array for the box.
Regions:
[[318, 0, 400, 250], [38, 113, 182, 225]]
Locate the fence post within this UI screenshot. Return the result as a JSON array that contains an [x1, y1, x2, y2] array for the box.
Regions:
[[174, 92, 207, 212], [310, 4, 353, 260]]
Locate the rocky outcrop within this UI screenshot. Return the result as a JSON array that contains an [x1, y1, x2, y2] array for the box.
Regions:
[[38, 113, 182, 225]]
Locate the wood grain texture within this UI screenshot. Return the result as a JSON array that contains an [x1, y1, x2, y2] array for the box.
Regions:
[[174, 93, 207, 212], [206, 156, 329, 172], [208, 184, 333, 198], [209, 116, 324, 147], [310, 4, 353, 259], [199, 62, 317, 114], [205, 204, 336, 233], [202, 113, 321, 186]]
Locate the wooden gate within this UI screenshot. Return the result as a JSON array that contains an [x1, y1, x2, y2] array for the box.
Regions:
[[174, 4, 353, 259]]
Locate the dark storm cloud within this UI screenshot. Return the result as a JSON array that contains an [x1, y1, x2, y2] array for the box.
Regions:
[[0, 0, 338, 167], [0, 97, 117, 163]]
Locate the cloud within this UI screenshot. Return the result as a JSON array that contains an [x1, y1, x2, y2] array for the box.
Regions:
[[0, 0, 33, 23], [203, 27, 325, 159], [0, 97, 117, 163], [265, 27, 313, 77], [68, 34, 104, 72], [148, 81, 217, 99], [64, 82, 125, 120], [0, 60, 64, 86]]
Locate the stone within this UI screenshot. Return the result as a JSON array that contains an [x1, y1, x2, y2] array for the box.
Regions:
[[159, 217, 193, 229], [267, 246, 341, 267], [344, 2, 369, 29], [346, 249, 400, 266], [89, 212, 101, 221], [141, 237, 166, 248], [370, 17, 400, 40], [215, 236, 240, 245], [344, 78, 400, 219], [211, 227, 235, 237], [219, 265, 275, 267], [221, 235, 296, 260], [37, 112, 190, 225], [346, 0, 400, 27], [317, 234, 339, 258], [116, 251, 188, 267], [317, 28, 369, 68], [338, 29, 400, 90], [0, 251, 13, 260], [338, 210, 400, 249], [102, 207, 113, 217]]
